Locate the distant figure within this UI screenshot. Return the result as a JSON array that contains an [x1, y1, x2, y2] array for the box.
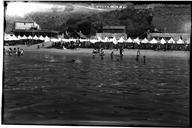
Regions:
[[110, 51, 114, 60], [137, 49, 140, 56], [92, 54, 95, 59], [100, 48, 104, 60], [100, 49, 104, 55], [143, 56, 146, 64], [136, 55, 139, 62], [20, 49, 24, 55], [92, 49, 98, 59], [120, 55, 123, 61], [8, 48, 13, 56], [37, 45, 40, 49], [119, 47, 124, 56], [42, 43, 44, 48], [17, 48, 21, 56], [13, 48, 17, 55], [92, 49, 98, 54]]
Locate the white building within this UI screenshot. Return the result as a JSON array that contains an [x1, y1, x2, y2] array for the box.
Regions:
[[15, 21, 40, 30]]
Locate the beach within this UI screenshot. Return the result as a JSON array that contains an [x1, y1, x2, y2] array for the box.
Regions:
[[4, 43, 190, 58]]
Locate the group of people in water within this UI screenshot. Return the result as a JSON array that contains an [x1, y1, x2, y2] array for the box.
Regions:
[[92, 47, 146, 64], [4, 47, 24, 56]]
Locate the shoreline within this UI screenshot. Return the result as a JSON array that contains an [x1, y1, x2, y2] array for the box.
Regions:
[[4, 45, 190, 58]]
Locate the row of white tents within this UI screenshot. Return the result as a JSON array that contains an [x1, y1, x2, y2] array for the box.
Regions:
[[4, 34, 190, 44]]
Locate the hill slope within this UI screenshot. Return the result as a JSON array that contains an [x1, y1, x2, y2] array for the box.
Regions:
[[5, 3, 191, 38]]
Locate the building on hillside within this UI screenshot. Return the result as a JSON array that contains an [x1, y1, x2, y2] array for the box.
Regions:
[[96, 26, 127, 40], [14, 21, 40, 30], [148, 33, 190, 41], [12, 20, 60, 37]]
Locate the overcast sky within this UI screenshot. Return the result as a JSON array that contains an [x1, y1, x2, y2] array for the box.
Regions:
[[5, 2, 107, 17], [5, 2, 68, 17]]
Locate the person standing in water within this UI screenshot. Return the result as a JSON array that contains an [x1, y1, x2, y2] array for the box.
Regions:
[[143, 55, 146, 64], [110, 51, 114, 60], [136, 49, 140, 62], [100, 48, 104, 60], [17, 48, 21, 56], [137, 49, 140, 56], [119, 47, 124, 56]]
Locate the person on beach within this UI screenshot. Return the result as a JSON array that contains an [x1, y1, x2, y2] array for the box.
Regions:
[[119, 47, 124, 56], [20, 49, 24, 55]]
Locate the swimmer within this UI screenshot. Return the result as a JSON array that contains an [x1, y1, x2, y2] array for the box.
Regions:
[[136, 55, 139, 62]]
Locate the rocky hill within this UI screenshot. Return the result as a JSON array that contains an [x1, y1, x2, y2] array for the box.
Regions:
[[5, 3, 191, 38]]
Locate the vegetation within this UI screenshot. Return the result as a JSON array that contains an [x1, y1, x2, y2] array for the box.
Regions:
[[5, 3, 191, 38]]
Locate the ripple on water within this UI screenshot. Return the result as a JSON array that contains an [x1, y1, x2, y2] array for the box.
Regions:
[[3, 51, 189, 126]]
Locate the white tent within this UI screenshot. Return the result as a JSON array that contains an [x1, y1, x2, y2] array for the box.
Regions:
[[90, 39, 98, 43], [33, 35, 39, 40], [150, 38, 158, 44], [4, 34, 19, 41], [69, 38, 77, 42], [104, 37, 110, 42], [160, 38, 166, 44], [118, 37, 125, 43], [141, 38, 149, 44], [28, 35, 33, 39], [97, 36, 102, 42], [185, 39, 190, 44], [79, 39, 89, 42], [176, 38, 184, 44], [18, 35, 22, 40], [12, 34, 19, 40], [168, 38, 175, 44], [39, 35, 45, 40], [62, 38, 70, 42], [112, 36, 118, 44], [44, 36, 50, 41], [126, 37, 133, 43], [51, 38, 60, 42], [4, 34, 10, 41], [21, 35, 27, 40], [133, 37, 140, 44], [58, 38, 62, 42]]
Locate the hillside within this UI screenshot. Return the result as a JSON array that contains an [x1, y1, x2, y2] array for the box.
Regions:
[[5, 3, 191, 38], [152, 5, 191, 33]]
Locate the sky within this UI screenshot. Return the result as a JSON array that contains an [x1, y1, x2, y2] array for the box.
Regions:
[[5, 2, 106, 17], [5, 2, 67, 17]]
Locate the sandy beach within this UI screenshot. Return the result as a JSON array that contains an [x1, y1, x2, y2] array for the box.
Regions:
[[4, 43, 190, 59]]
